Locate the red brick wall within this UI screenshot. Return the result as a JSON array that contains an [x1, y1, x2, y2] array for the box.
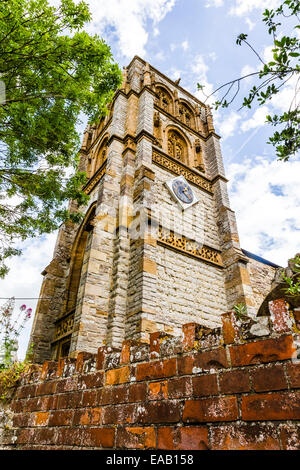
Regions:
[[1, 299, 299, 450]]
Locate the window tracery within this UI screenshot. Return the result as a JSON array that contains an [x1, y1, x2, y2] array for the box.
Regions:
[[155, 86, 173, 114], [178, 102, 195, 129], [167, 130, 187, 164]]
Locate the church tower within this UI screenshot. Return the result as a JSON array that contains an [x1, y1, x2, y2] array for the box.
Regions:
[[29, 57, 277, 363]]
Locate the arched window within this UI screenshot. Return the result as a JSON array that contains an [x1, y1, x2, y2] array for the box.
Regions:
[[87, 137, 108, 178], [155, 86, 173, 114], [64, 206, 96, 314], [53, 205, 96, 359], [167, 130, 188, 164], [178, 102, 195, 129], [94, 137, 108, 173]]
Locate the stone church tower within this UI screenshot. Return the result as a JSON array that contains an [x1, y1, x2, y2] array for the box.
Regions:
[[29, 56, 278, 363]]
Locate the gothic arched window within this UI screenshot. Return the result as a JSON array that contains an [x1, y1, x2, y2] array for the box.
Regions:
[[178, 102, 195, 129], [167, 130, 188, 164], [87, 137, 108, 178], [155, 86, 173, 114], [64, 205, 96, 315], [94, 137, 108, 172]]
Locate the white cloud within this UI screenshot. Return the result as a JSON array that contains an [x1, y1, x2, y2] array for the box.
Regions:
[[192, 55, 214, 104], [245, 17, 256, 30], [181, 40, 189, 51], [217, 110, 242, 139], [209, 52, 217, 62], [240, 105, 270, 132], [240, 64, 258, 83], [229, 0, 281, 17], [153, 27, 160, 37], [269, 74, 299, 114], [228, 157, 300, 267], [80, 0, 177, 59], [205, 0, 224, 7]]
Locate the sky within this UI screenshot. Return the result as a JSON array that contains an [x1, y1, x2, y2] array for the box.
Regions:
[[1, 0, 299, 359]]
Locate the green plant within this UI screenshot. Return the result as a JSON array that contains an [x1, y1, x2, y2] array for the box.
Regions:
[[198, 0, 300, 162], [233, 303, 248, 320], [281, 255, 300, 296], [0, 298, 32, 369], [0, 359, 30, 402], [0, 0, 122, 277]]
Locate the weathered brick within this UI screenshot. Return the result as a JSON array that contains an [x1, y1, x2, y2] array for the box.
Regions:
[[120, 340, 131, 364], [177, 354, 195, 375], [221, 312, 238, 345], [56, 376, 78, 393], [48, 410, 73, 427], [17, 428, 35, 445], [96, 346, 108, 370], [229, 335, 296, 367], [135, 358, 176, 381], [73, 407, 102, 426], [33, 411, 50, 426], [192, 374, 218, 397], [219, 369, 250, 394], [17, 384, 36, 399], [13, 413, 33, 428], [78, 371, 104, 389], [102, 404, 137, 425], [32, 428, 56, 445], [150, 331, 161, 359], [183, 397, 238, 423], [182, 323, 200, 351], [75, 352, 94, 373], [268, 298, 293, 333], [280, 425, 300, 450], [37, 394, 58, 411], [286, 362, 300, 388], [128, 383, 147, 402], [116, 427, 156, 449], [137, 401, 180, 424], [100, 384, 129, 405], [82, 427, 115, 448], [105, 366, 130, 385], [168, 377, 192, 399], [22, 397, 39, 412], [56, 427, 82, 446], [81, 389, 99, 407], [57, 391, 82, 409], [241, 391, 300, 420], [193, 348, 228, 371], [250, 365, 287, 392], [36, 380, 57, 396], [157, 426, 209, 450], [148, 381, 168, 400], [211, 424, 281, 450]]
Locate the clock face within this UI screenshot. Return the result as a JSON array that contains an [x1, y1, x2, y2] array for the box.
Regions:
[[171, 179, 194, 204]]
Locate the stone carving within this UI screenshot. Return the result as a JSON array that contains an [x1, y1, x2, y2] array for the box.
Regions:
[[152, 149, 212, 193], [167, 130, 187, 163], [178, 102, 195, 129], [158, 225, 223, 267], [83, 161, 107, 194], [194, 138, 205, 172], [54, 311, 75, 342], [155, 86, 172, 113]]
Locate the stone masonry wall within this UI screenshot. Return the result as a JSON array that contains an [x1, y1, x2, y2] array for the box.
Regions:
[[246, 257, 277, 312], [1, 299, 299, 451]]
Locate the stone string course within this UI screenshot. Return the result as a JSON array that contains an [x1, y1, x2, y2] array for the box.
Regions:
[[1, 299, 299, 451]]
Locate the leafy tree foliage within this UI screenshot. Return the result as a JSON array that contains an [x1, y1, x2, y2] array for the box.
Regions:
[[198, 0, 299, 162], [0, 0, 122, 276]]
